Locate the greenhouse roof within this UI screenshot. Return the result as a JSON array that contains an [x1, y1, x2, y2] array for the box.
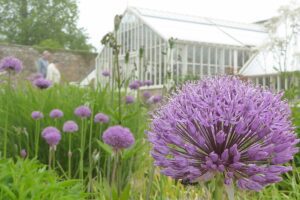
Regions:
[[129, 7, 268, 47], [239, 50, 300, 76]]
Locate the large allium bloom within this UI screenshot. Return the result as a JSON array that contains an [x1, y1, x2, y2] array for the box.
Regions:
[[63, 121, 79, 133], [33, 78, 52, 89], [94, 113, 109, 123], [31, 111, 44, 120], [0, 56, 23, 73], [102, 70, 110, 77], [74, 105, 91, 118], [125, 95, 135, 104], [102, 125, 135, 150], [129, 80, 140, 90], [42, 127, 61, 147], [148, 76, 298, 191], [49, 109, 64, 119]]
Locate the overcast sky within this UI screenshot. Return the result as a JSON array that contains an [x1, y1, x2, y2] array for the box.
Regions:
[[78, 0, 293, 51]]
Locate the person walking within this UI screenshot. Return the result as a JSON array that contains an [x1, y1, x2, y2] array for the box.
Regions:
[[46, 60, 61, 84], [36, 51, 51, 78]]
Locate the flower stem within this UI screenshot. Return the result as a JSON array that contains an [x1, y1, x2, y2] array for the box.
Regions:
[[79, 119, 85, 179], [213, 175, 224, 200], [68, 133, 72, 178], [48, 147, 52, 170], [3, 112, 8, 159], [111, 151, 119, 186], [34, 120, 40, 158]]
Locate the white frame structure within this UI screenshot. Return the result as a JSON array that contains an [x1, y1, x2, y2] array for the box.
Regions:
[[95, 7, 268, 88]]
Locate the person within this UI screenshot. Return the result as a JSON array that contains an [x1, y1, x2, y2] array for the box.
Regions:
[[46, 60, 61, 84], [36, 51, 50, 78]]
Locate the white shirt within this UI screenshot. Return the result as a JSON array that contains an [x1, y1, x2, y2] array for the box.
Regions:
[[46, 63, 61, 84]]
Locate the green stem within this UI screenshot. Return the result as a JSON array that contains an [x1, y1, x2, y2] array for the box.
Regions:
[[88, 110, 94, 192], [111, 151, 119, 186], [146, 165, 155, 200], [34, 120, 40, 158], [48, 147, 52, 170], [213, 176, 224, 200], [3, 112, 8, 159], [53, 147, 56, 169], [68, 133, 72, 178], [79, 119, 85, 179]]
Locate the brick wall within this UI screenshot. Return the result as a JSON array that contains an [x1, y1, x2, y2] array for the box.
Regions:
[[0, 44, 97, 82]]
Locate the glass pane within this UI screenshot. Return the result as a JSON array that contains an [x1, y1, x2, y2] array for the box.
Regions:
[[210, 47, 216, 65], [195, 46, 201, 63], [203, 46, 208, 64], [188, 46, 193, 63]]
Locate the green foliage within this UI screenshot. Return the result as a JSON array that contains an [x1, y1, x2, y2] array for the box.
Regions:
[[0, 0, 94, 51], [37, 39, 63, 50], [0, 81, 149, 195], [0, 158, 85, 199]]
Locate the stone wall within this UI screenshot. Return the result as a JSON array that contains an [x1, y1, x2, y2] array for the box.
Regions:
[[0, 44, 97, 82]]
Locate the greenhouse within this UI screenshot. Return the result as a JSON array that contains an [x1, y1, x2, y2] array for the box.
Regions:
[[95, 7, 268, 87]]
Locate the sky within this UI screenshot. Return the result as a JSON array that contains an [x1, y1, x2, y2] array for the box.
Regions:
[[78, 0, 293, 51]]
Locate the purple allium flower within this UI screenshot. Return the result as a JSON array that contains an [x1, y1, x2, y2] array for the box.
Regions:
[[33, 78, 52, 89], [129, 80, 140, 90], [74, 105, 91, 118], [94, 113, 110, 123], [63, 121, 79, 133], [125, 95, 135, 104], [143, 91, 151, 99], [0, 56, 23, 73], [152, 95, 162, 103], [148, 76, 298, 191], [31, 111, 44, 120], [20, 149, 27, 158], [144, 80, 153, 86], [102, 125, 135, 150], [102, 70, 110, 77], [42, 126, 61, 147], [49, 109, 64, 119]]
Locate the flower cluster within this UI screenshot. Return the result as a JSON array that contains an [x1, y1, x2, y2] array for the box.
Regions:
[[74, 105, 91, 118], [129, 80, 141, 90], [33, 78, 52, 89], [94, 113, 110, 123], [63, 121, 79, 133], [0, 56, 23, 73], [50, 109, 64, 119], [42, 127, 61, 148], [102, 125, 135, 150], [148, 76, 298, 191], [31, 111, 44, 120], [125, 95, 135, 104], [102, 70, 110, 77]]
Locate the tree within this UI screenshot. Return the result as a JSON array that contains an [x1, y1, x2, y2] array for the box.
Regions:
[[0, 0, 94, 51]]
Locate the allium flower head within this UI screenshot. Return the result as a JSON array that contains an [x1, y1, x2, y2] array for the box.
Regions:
[[102, 70, 110, 77], [63, 121, 79, 133], [143, 91, 151, 99], [27, 73, 43, 82], [33, 78, 52, 89], [49, 109, 64, 119], [31, 111, 44, 120], [0, 56, 23, 73], [42, 126, 61, 147], [20, 149, 27, 158], [74, 105, 91, 118], [148, 76, 298, 191], [144, 80, 153, 86], [129, 80, 140, 90], [152, 95, 162, 103], [102, 125, 135, 150], [125, 95, 135, 104], [94, 113, 109, 123]]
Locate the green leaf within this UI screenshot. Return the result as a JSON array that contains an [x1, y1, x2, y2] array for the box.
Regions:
[[97, 140, 113, 155], [120, 184, 131, 200]]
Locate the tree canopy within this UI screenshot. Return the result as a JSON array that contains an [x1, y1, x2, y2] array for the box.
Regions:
[[0, 0, 94, 51]]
